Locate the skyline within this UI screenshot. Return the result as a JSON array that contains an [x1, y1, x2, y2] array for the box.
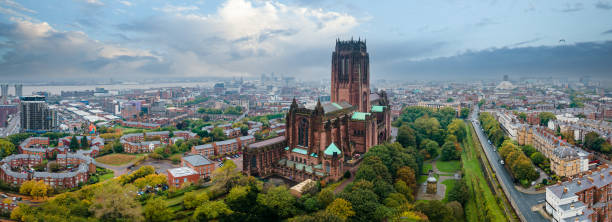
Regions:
[[0, 0, 611, 81]]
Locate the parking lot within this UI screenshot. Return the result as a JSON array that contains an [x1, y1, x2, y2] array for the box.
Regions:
[[212, 154, 243, 171]]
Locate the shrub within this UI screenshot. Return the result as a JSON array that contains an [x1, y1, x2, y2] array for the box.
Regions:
[[343, 170, 351, 179]]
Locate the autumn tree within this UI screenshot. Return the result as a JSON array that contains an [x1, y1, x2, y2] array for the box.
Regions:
[[326, 198, 355, 221], [0, 139, 16, 158], [89, 181, 143, 221], [257, 185, 297, 219], [212, 160, 241, 193], [183, 191, 209, 210], [193, 200, 233, 221], [144, 197, 174, 222]]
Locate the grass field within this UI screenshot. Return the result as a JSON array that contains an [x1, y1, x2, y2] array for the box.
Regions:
[[99, 172, 114, 182], [436, 160, 461, 173], [422, 162, 433, 174], [442, 179, 457, 203], [462, 121, 508, 222], [95, 153, 143, 166]]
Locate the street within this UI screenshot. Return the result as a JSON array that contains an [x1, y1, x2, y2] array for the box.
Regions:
[[0, 114, 20, 137], [470, 107, 547, 222]]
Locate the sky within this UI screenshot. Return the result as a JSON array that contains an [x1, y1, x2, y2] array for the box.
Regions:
[[0, 0, 611, 82]]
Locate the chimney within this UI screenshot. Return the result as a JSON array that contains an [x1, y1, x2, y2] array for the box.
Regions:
[[602, 174, 605, 180]]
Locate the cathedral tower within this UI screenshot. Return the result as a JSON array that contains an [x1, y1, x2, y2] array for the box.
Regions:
[[331, 38, 370, 112]]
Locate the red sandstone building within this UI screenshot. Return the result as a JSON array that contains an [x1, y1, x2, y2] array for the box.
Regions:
[[243, 39, 391, 182]]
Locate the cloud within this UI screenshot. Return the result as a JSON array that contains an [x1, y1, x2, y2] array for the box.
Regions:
[[154, 5, 199, 13], [119, 1, 131, 7], [596, 1, 612, 10], [0, 0, 359, 80], [0, 17, 161, 81], [506, 38, 541, 47], [0, 0, 35, 13], [475, 18, 498, 27], [379, 41, 612, 80], [603, 29, 612, 35], [83, 0, 104, 6], [560, 3, 583, 12]]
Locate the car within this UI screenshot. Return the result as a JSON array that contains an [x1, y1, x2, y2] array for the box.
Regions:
[[0, 194, 7, 198], [500, 160, 504, 165]]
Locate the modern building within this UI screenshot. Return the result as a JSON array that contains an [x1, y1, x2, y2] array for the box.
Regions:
[[0, 84, 8, 104], [243, 39, 391, 183], [14, 84, 22, 98], [546, 165, 612, 222], [20, 95, 57, 132]]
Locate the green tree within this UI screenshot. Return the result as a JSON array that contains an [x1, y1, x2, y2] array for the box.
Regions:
[[69, 136, 79, 152], [317, 188, 335, 208], [89, 181, 143, 221], [193, 200, 233, 221], [325, 198, 355, 221], [397, 126, 417, 148], [212, 160, 241, 193], [440, 141, 459, 161], [530, 152, 546, 166], [80, 136, 88, 149], [422, 139, 439, 159], [414, 200, 451, 222], [183, 191, 209, 210], [211, 127, 226, 141], [355, 156, 392, 184], [447, 179, 469, 205], [144, 197, 174, 222], [538, 112, 556, 126], [447, 119, 466, 142], [257, 186, 296, 219], [0, 139, 16, 158], [225, 185, 257, 213]]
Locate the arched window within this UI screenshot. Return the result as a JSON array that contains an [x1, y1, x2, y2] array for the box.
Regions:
[[298, 118, 309, 147], [362, 92, 368, 111]]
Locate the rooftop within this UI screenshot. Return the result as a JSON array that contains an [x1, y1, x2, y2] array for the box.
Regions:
[[324, 143, 341, 156], [183, 155, 212, 166], [168, 167, 198, 177], [351, 112, 371, 120]]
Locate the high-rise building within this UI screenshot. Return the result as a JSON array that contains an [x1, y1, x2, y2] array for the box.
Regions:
[[331, 38, 370, 112], [14, 84, 23, 98], [20, 95, 57, 132], [1, 84, 8, 104], [503, 75, 509, 81]]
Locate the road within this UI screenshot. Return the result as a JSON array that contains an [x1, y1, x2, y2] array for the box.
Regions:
[[0, 114, 20, 137], [470, 107, 547, 222]]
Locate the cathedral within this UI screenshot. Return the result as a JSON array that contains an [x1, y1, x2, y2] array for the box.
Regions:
[[243, 39, 391, 182]]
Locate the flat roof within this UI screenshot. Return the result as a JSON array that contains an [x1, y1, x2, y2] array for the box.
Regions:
[[168, 167, 198, 177]]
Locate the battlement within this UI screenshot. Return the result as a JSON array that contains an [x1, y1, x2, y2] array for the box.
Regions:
[[335, 38, 367, 52]]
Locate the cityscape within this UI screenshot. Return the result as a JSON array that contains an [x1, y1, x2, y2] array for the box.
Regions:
[[0, 1, 611, 222]]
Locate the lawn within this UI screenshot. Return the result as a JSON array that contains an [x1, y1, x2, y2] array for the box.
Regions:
[[436, 160, 461, 173], [422, 162, 433, 174], [95, 153, 143, 166], [442, 179, 457, 203], [462, 121, 508, 222], [99, 172, 114, 182]]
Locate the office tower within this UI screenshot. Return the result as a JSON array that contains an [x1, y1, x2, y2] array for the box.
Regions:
[[14, 84, 22, 98], [1, 84, 8, 104], [20, 95, 57, 132]]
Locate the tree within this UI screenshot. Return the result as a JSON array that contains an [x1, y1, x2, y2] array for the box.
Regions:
[[521, 145, 537, 157], [396, 166, 417, 192], [584, 132, 605, 152], [397, 126, 416, 148], [211, 127, 226, 141], [240, 125, 249, 136], [144, 197, 174, 222], [89, 181, 143, 221], [447, 179, 469, 204], [30, 180, 49, 200], [326, 198, 355, 221], [212, 160, 241, 193], [530, 152, 546, 166], [317, 188, 335, 208], [184, 191, 209, 210], [538, 112, 556, 126], [69, 136, 79, 152], [257, 186, 297, 219], [422, 140, 439, 159], [193, 200, 233, 221], [225, 185, 257, 213], [446, 201, 464, 221], [440, 141, 459, 161], [0, 139, 16, 158], [447, 119, 466, 142], [414, 200, 451, 222], [80, 136, 88, 149], [19, 180, 36, 196], [355, 156, 392, 184]]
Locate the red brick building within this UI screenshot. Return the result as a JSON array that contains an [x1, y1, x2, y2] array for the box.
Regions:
[[167, 167, 199, 188], [181, 155, 215, 179]]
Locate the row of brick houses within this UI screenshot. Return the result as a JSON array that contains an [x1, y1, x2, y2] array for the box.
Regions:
[[120, 130, 198, 153], [546, 164, 612, 222], [0, 153, 96, 188], [191, 135, 255, 158], [517, 125, 590, 177], [167, 154, 215, 188]]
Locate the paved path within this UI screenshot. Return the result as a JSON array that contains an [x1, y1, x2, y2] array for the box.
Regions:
[[416, 158, 460, 200], [471, 107, 546, 222], [94, 161, 133, 177], [333, 161, 362, 193]]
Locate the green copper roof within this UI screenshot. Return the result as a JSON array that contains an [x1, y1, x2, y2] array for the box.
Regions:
[[371, 105, 385, 112], [331, 103, 343, 109], [310, 153, 318, 157], [324, 143, 341, 156], [351, 112, 370, 120], [284, 147, 289, 151], [292, 148, 308, 155]]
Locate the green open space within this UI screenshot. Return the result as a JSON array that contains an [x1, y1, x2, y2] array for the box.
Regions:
[[462, 121, 508, 222], [95, 153, 145, 166], [442, 179, 457, 203], [422, 162, 433, 174], [165, 186, 211, 207], [436, 160, 461, 173]]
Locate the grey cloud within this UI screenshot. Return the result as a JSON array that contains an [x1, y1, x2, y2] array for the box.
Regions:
[[596, 1, 612, 10], [377, 41, 612, 80], [507, 38, 541, 47], [603, 29, 612, 35], [475, 18, 498, 27], [560, 3, 583, 12]]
